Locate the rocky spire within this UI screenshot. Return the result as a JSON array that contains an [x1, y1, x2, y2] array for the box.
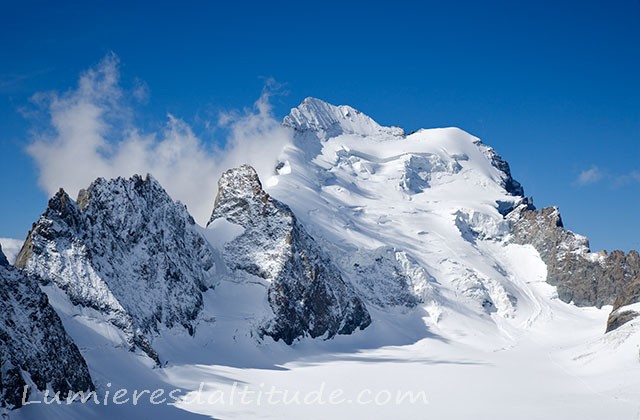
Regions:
[[209, 165, 371, 344]]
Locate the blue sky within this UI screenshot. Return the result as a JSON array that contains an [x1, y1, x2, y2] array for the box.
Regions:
[[1, 0, 639, 251]]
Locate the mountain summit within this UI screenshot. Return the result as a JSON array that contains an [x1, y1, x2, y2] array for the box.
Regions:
[[283, 97, 405, 139]]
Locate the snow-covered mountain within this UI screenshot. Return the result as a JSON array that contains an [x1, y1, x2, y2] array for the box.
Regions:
[[15, 175, 217, 363], [5, 97, 640, 419], [270, 98, 534, 329], [0, 245, 93, 410]]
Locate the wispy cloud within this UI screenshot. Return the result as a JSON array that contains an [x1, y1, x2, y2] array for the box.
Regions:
[[613, 170, 640, 188], [575, 165, 604, 186], [26, 53, 293, 225], [574, 165, 640, 189]]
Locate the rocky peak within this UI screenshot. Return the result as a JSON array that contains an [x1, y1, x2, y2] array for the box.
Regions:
[[283, 97, 405, 139], [16, 174, 216, 363], [209, 165, 371, 344], [209, 165, 270, 227]]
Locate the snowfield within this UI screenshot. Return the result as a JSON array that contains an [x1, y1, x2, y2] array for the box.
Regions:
[[9, 98, 640, 419]]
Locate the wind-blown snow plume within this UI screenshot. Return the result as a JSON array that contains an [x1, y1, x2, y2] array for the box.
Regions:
[[26, 53, 293, 225]]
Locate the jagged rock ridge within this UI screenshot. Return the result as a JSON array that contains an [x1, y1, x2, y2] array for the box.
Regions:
[[480, 143, 524, 197], [0, 245, 93, 409], [208, 165, 371, 344], [15, 175, 216, 362]]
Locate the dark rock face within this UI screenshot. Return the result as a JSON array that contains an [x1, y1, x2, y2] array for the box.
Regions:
[[507, 203, 640, 330], [15, 175, 216, 362], [208, 165, 371, 344], [606, 278, 640, 332], [0, 248, 8, 267], [0, 246, 93, 409], [478, 141, 524, 197]]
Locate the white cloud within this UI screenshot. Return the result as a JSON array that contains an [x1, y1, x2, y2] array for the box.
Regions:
[[575, 165, 604, 186], [26, 53, 293, 225]]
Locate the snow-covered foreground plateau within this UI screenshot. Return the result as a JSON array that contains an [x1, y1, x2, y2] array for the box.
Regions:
[[13, 279, 640, 420], [164, 278, 640, 420], [6, 98, 640, 419]]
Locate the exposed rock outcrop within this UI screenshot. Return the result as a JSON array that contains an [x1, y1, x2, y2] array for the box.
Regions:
[[0, 246, 93, 409], [208, 165, 371, 344], [478, 141, 524, 197], [507, 201, 640, 330], [606, 278, 640, 332]]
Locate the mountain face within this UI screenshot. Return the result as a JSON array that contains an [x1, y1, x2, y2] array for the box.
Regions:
[[5, 97, 640, 417], [0, 245, 93, 409], [15, 175, 216, 362], [273, 97, 640, 332], [208, 165, 371, 344], [269, 98, 536, 324], [10, 98, 637, 349]]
